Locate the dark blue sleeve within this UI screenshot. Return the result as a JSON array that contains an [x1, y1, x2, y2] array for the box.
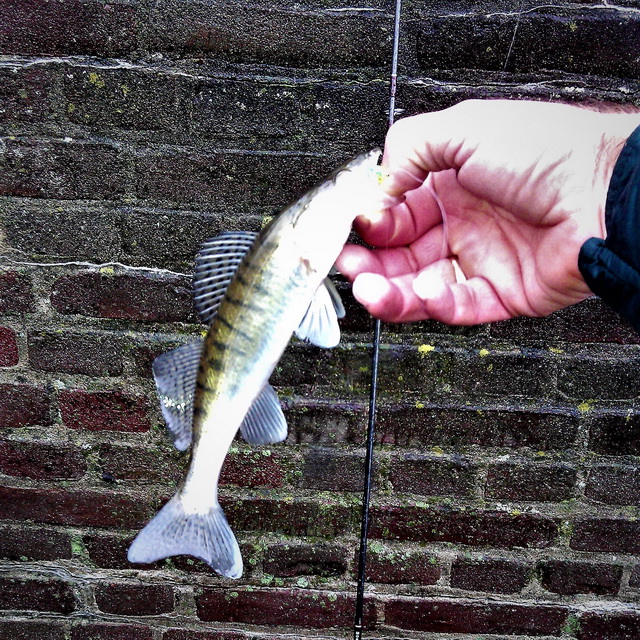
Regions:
[[578, 125, 640, 333]]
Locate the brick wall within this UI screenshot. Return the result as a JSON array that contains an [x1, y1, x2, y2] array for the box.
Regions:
[[1, 1, 640, 639]]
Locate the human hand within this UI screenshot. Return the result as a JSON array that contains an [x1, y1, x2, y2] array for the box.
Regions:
[[337, 99, 639, 324]]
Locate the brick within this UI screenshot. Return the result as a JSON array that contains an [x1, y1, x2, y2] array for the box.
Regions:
[[588, 412, 640, 455], [571, 518, 640, 553], [59, 390, 151, 432], [285, 401, 366, 445], [220, 448, 286, 489], [0, 270, 34, 313], [95, 582, 175, 616], [84, 532, 144, 569], [578, 609, 640, 640], [99, 443, 184, 485], [299, 448, 365, 491], [196, 587, 376, 629], [0, 620, 65, 640], [365, 545, 441, 585], [389, 454, 476, 497], [385, 597, 567, 635], [0, 0, 138, 56], [369, 505, 558, 549], [0, 438, 87, 479], [486, 461, 577, 502], [71, 623, 154, 640], [376, 405, 578, 450], [586, 464, 640, 505], [164, 631, 281, 640], [0, 384, 51, 428], [29, 331, 123, 376], [0, 138, 127, 200], [0, 525, 72, 561], [0, 327, 18, 366], [4, 202, 122, 262], [414, 9, 640, 78], [148, 3, 391, 68], [262, 542, 349, 578], [451, 557, 530, 594], [135, 149, 337, 209], [0, 577, 75, 614], [0, 486, 154, 529], [538, 559, 622, 596], [0, 65, 58, 124], [51, 272, 194, 322]]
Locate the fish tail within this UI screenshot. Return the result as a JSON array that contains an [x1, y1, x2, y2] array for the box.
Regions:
[[127, 494, 242, 578]]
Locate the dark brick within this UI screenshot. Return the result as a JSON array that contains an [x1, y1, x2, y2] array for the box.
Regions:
[[164, 631, 249, 640], [631, 564, 640, 588], [451, 557, 530, 594], [29, 332, 123, 376], [0, 0, 138, 56], [0, 438, 87, 479], [51, 272, 194, 322], [586, 464, 640, 505], [95, 583, 175, 616], [0, 138, 127, 200], [0, 270, 34, 313], [578, 609, 640, 640], [149, 3, 392, 68], [0, 327, 18, 366], [84, 532, 142, 570], [4, 202, 122, 262], [588, 412, 640, 455], [196, 587, 375, 628], [486, 461, 577, 502], [71, 623, 154, 640], [99, 443, 184, 485], [538, 559, 622, 596], [0, 525, 72, 561], [285, 400, 366, 445], [369, 505, 558, 549], [0, 577, 75, 614], [299, 447, 364, 491], [389, 454, 476, 497], [365, 545, 441, 585], [0, 65, 57, 124], [385, 598, 567, 635], [0, 486, 155, 529], [220, 448, 286, 489], [377, 405, 578, 450], [414, 9, 640, 78], [571, 518, 640, 553], [59, 390, 151, 432], [262, 542, 349, 578], [0, 620, 65, 640], [0, 383, 51, 428]]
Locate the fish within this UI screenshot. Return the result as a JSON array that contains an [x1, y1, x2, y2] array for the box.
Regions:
[[127, 149, 390, 578]]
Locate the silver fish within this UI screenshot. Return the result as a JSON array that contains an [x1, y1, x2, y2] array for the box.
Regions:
[[128, 149, 389, 578]]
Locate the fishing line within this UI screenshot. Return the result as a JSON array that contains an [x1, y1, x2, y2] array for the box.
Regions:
[[353, 1, 402, 638]]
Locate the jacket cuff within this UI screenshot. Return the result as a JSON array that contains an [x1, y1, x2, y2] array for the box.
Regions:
[[578, 124, 640, 332]]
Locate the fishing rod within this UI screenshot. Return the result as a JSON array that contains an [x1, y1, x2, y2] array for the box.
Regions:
[[353, 1, 402, 638]]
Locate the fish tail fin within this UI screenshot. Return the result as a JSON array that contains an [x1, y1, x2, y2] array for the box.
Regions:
[[127, 494, 242, 578]]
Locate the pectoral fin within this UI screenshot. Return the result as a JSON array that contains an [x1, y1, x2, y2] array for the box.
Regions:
[[295, 277, 345, 349]]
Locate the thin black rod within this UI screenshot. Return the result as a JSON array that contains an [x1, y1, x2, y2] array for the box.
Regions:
[[353, 2, 402, 638]]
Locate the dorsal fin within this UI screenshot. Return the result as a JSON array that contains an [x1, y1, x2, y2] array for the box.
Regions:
[[193, 231, 258, 325]]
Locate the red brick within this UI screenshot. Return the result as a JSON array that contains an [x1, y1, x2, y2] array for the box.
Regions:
[[586, 464, 640, 505], [196, 587, 376, 629], [95, 582, 175, 616], [262, 542, 349, 578], [0, 486, 154, 529], [0, 327, 18, 366], [164, 631, 258, 640], [0, 577, 75, 614], [51, 272, 194, 322], [0, 620, 65, 640], [99, 443, 184, 484], [384, 597, 567, 635], [365, 546, 441, 585], [578, 609, 640, 640], [538, 559, 622, 595], [369, 505, 558, 549], [220, 448, 287, 489], [28, 331, 124, 376], [0, 383, 51, 428], [389, 454, 476, 497], [571, 518, 640, 553], [59, 390, 151, 432], [486, 461, 577, 502], [0, 525, 72, 561], [0, 270, 34, 313], [71, 623, 154, 640], [0, 439, 87, 479], [83, 532, 148, 570], [450, 557, 530, 594], [299, 447, 365, 491]]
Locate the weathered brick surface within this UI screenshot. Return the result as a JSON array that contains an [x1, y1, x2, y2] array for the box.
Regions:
[[0, 620, 66, 640], [95, 582, 175, 616], [538, 559, 622, 596], [0, 327, 18, 366], [571, 518, 640, 553], [0, 65, 58, 125], [262, 542, 349, 578], [299, 447, 365, 491], [0, 384, 51, 428], [451, 557, 530, 594], [588, 412, 640, 455], [70, 623, 154, 640], [365, 545, 441, 585], [577, 609, 640, 640], [586, 463, 640, 505], [485, 461, 577, 502], [0, 576, 75, 613], [0, 438, 87, 479], [0, 271, 34, 313], [0, 525, 72, 561]]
